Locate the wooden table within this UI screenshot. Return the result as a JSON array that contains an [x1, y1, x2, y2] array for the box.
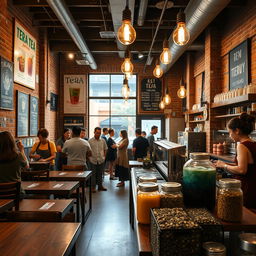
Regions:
[[0, 222, 81, 256], [22, 181, 80, 222], [49, 170, 92, 225], [0, 199, 14, 214]]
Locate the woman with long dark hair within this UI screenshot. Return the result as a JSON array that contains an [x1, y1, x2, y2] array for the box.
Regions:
[[0, 131, 28, 183], [215, 113, 256, 209], [115, 130, 129, 187], [106, 128, 117, 180]]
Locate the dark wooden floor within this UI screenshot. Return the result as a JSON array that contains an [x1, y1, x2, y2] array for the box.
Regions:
[[76, 175, 138, 256]]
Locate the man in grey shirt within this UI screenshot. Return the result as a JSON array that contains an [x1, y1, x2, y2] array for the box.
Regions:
[[62, 126, 91, 169], [89, 127, 108, 192], [147, 125, 158, 159]]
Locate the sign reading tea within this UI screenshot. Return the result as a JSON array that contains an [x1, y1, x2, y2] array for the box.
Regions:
[[64, 75, 86, 114], [140, 78, 162, 112], [229, 39, 248, 90], [14, 21, 37, 89]]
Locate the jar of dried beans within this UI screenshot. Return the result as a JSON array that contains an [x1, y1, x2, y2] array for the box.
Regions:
[[217, 178, 243, 222], [160, 182, 184, 208]]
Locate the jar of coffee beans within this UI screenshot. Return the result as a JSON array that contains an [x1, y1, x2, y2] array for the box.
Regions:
[[160, 182, 184, 208], [217, 179, 243, 222]]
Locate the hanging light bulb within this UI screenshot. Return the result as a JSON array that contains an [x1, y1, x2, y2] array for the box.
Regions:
[[121, 50, 134, 75], [159, 97, 165, 110], [153, 59, 163, 78], [117, 2, 136, 45], [177, 77, 187, 98], [160, 39, 171, 64], [125, 72, 133, 80], [163, 87, 171, 105], [173, 10, 190, 46], [121, 78, 130, 99]]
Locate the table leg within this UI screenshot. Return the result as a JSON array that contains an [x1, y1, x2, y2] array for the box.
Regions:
[[83, 176, 92, 223], [76, 187, 80, 222], [81, 181, 85, 225]]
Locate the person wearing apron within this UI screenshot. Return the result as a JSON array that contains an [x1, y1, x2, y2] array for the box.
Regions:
[[30, 128, 57, 170]]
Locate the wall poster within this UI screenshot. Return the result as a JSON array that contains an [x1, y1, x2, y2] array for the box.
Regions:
[[30, 95, 38, 136], [64, 74, 86, 114], [14, 20, 37, 89], [50, 92, 58, 111], [0, 57, 14, 110], [17, 91, 29, 137]]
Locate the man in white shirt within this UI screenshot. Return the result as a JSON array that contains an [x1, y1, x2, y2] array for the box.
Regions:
[[89, 127, 108, 192], [62, 126, 92, 169]]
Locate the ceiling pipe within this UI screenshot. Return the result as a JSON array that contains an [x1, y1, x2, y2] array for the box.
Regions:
[[46, 0, 97, 70], [161, 0, 231, 72], [137, 0, 148, 26]]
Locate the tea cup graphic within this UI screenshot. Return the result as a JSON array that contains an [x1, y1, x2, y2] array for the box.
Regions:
[[3, 68, 12, 95], [69, 88, 80, 104], [27, 56, 33, 76], [17, 50, 25, 73], [21, 97, 26, 112]]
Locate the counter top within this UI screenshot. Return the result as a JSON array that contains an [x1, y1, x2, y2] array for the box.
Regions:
[[209, 153, 236, 163]]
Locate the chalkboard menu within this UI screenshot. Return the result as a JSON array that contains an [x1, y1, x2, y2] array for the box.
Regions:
[[0, 57, 14, 110], [140, 78, 162, 112], [50, 92, 58, 111], [229, 39, 249, 90], [63, 116, 84, 130], [30, 96, 38, 136], [17, 91, 29, 137]]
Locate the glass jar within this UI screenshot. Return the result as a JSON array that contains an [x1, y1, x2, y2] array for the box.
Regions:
[[160, 182, 184, 208], [137, 182, 160, 224], [138, 176, 157, 183], [183, 153, 216, 210], [202, 242, 226, 256], [217, 178, 243, 222], [239, 233, 256, 255]]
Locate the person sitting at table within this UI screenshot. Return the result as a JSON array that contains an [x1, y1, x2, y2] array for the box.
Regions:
[[55, 128, 71, 170], [0, 131, 28, 185], [29, 128, 57, 170], [215, 113, 256, 209]]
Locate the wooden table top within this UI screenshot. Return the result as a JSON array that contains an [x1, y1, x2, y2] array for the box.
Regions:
[[22, 181, 80, 195], [0, 199, 14, 214], [0, 222, 81, 256], [49, 170, 92, 181]]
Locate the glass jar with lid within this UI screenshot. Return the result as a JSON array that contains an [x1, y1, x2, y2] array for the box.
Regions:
[[183, 152, 216, 210], [202, 242, 226, 256], [137, 182, 160, 224], [160, 182, 184, 208], [239, 233, 256, 255], [138, 176, 157, 183], [217, 178, 243, 222]]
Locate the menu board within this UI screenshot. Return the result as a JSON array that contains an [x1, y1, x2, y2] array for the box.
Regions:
[[63, 116, 84, 130], [139, 78, 162, 113], [17, 91, 29, 137], [30, 96, 38, 136], [50, 92, 58, 111]]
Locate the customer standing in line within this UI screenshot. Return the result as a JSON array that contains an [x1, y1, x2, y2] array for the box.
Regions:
[[215, 113, 256, 209], [30, 128, 57, 170], [132, 128, 149, 160], [147, 125, 158, 159], [106, 128, 117, 180], [89, 127, 108, 192], [115, 130, 129, 187], [101, 127, 108, 143]]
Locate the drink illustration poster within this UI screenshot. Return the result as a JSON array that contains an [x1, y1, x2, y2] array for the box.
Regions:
[[0, 57, 14, 110], [17, 91, 29, 137], [14, 20, 36, 89], [64, 74, 86, 114], [30, 95, 38, 136]]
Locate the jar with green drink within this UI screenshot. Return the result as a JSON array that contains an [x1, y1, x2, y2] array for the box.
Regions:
[[183, 153, 216, 210]]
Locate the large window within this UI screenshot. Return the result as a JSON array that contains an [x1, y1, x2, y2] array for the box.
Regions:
[[88, 74, 137, 140]]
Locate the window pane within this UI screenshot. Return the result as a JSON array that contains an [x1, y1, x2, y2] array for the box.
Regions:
[[111, 99, 136, 116], [89, 75, 110, 97], [141, 119, 161, 139], [128, 75, 136, 97], [89, 116, 109, 138], [89, 99, 110, 115], [111, 74, 136, 97]]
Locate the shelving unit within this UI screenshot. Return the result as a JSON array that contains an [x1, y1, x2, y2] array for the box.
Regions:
[[214, 113, 241, 119], [189, 120, 205, 123]]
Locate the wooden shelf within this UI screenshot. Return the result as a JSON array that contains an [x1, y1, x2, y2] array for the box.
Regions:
[[184, 109, 204, 115], [215, 113, 241, 118], [211, 94, 256, 108], [189, 120, 205, 123]]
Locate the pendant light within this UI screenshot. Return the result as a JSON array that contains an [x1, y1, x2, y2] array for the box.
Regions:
[[173, 9, 190, 46], [121, 77, 130, 99], [117, 0, 136, 45], [159, 97, 165, 110], [121, 49, 134, 75], [160, 39, 171, 64], [177, 77, 187, 98], [125, 72, 133, 80], [153, 59, 163, 78], [163, 86, 171, 105]]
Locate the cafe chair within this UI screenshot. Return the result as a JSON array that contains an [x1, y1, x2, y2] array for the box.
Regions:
[[62, 165, 85, 172], [21, 170, 50, 181], [29, 162, 50, 171], [0, 181, 20, 210]]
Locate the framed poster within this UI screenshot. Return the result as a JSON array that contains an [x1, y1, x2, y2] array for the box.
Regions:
[[14, 20, 37, 89], [229, 39, 249, 90], [64, 75, 86, 114], [0, 57, 14, 110], [50, 92, 58, 111], [17, 91, 29, 137], [30, 95, 38, 136], [138, 77, 163, 114]]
